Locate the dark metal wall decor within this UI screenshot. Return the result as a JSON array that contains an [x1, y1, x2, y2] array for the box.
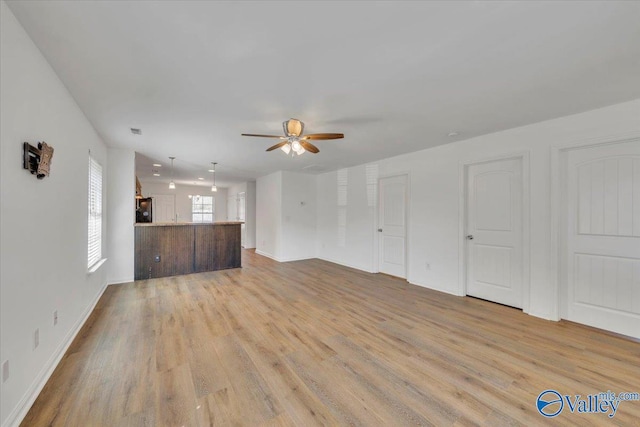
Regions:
[[23, 141, 54, 179]]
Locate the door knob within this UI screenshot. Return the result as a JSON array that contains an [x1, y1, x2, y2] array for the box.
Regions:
[[378, 228, 383, 232], [466, 235, 474, 240]]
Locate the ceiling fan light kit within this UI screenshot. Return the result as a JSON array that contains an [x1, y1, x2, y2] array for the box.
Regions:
[[242, 118, 344, 156], [281, 144, 291, 155], [286, 137, 305, 156]]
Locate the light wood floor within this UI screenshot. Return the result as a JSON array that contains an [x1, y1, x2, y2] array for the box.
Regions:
[[23, 250, 640, 426]]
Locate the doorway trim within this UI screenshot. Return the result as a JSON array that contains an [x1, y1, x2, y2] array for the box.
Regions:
[[550, 132, 640, 322], [374, 172, 411, 279], [458, 151, 531, 312]]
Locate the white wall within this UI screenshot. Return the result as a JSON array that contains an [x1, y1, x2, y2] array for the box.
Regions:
[[256, 172, 282, 259], [228, 182, 246, 221], [245, 181, 257, 249], [139, 181, 228, 223], [316, 164, 377, 272], [256, 171, 317, 261], [280, 172, 317, 261], [0, 2, 109, 425], [228, 182, 257, 249], [107, 148, 135, 284], [316, 99, 640, 321]]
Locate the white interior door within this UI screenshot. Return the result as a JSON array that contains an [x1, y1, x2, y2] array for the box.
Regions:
[[378, 175, 407, 278], [565, 140, 640, 338], [466, 158, 523, 308], [153, 194, 175, 223]]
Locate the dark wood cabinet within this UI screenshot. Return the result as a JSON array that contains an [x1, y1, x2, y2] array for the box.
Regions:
[[134, 223, 241, 280]]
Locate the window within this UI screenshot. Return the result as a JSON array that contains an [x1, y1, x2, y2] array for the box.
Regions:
[[192, 195, 214, 223], [88, 155, 103, 269]]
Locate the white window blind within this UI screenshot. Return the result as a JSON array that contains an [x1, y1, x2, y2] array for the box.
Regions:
[[88, 155, 103, 269], [192, 195, 214, 223]]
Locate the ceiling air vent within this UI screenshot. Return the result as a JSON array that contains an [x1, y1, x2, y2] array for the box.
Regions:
[[130, 128, 142, 135]]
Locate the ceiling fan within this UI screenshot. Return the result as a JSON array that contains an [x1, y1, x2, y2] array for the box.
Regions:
[[242, 118, 344, 155]]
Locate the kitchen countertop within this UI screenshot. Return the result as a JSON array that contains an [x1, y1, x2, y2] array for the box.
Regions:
[[135, 221, 244, 226]]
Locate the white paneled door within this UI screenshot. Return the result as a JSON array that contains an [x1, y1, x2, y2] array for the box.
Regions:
[[153, 194, 175, 223], [466, 158, 523, 308], [565, 140, 640, 338], [378, 175, 407, 278]]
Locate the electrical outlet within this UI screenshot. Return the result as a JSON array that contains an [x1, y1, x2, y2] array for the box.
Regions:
[[54, 310, 58, 326], [425, 262, 431, 270], [2, 360, 8, 382], [34, 328, 39, 350]]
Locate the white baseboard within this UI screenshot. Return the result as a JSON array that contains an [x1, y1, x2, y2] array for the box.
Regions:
[[407, 279, 463, 297], [316, 255, 375, 273], [2, 282, 109, 427], [527, 309, 558, 321], [278, 255, 316, 263], [107, 276, 134, 285], [255, 249, 278, 261], [407, 279, 560, 322], [255, 250, 317, 264]]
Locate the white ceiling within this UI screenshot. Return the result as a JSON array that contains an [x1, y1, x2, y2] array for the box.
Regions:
[[7, 1, 640, 187]]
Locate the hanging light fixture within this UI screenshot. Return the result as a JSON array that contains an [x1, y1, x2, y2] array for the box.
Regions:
[[168, 156, 176, 189], [291, 138, 305, 155], [211, 162, 217, 192], [279, 137, 305, 156], [280, 144, 291, 155]]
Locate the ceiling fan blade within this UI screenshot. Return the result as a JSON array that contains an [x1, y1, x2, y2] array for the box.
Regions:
[[242, 133, 286, 139], [302, 133, 344, 140], [284, 118, 304, 137], [300, 140, 319, 153], [266, 141, 288, 151]]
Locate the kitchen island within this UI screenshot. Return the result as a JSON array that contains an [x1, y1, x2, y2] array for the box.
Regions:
[[134, 222, 242, 280]]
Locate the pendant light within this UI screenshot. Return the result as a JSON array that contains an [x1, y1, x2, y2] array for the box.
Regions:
[[211, 162, 217, 192], [168, 156, 176, 189], [279, 137, 305, 156]]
